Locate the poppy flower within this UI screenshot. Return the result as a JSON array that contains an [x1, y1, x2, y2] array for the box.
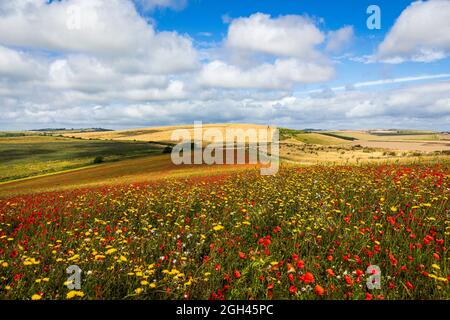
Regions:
[[234, 270, 241, 279], [302, 272, 314, 284], [326, 269, 335, 277], [405, 281, 414, 289], [365, 292, 373, 300], [238, 252, 246, 259], [296, 260, 305, 269], [288, 273, 295, 283], [344, 275, 353, 286], [314, 285, 325, 296], [289, 285, 297, 294]]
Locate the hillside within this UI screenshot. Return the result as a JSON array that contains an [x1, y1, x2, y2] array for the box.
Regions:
[[60, 124, 276, 144]]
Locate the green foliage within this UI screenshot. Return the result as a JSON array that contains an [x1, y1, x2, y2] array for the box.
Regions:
[[278, 128, 307, 140], [320, 132, 358, 141], [0, 136, 165, 182], [93, 156, 104, 164]]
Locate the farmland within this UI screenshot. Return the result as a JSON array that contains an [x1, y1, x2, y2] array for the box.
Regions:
[[0, 134, 166, 182], [0, 125, 449, 300], [0, 164, 449, 300]]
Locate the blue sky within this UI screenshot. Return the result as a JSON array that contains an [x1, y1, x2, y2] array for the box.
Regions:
[[0, 0, 449, 130], [146, 0, 448, 92], [151, 0, 409, 37]]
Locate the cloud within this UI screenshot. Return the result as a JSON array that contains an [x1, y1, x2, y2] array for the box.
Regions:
[[376, 0, 450, 63], [325, 26, 354, 53], [2, 76, 450, 131], [273, 81, 450, 129], [198, 59, 334, 89], [0, 45, 45, 80], [0, 0, 199, 133], [226, 13, 325, 59], [135, 0, 187, 11], [304, 73, 450, 93], [0, 0, 197, 73], [198, 13, 334, 89]]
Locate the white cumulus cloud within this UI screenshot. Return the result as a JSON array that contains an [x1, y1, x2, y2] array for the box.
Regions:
[[226, 13, 325, 59], [326, 26, 354, 53], [376, 0, 450, 63]]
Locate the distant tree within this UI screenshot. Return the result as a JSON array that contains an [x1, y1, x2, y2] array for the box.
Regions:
[[93, 156, 104, 164], [163, 146, 173, 154]]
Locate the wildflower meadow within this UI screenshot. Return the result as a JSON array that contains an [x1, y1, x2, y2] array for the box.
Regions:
[[0, 164, 448, 300]]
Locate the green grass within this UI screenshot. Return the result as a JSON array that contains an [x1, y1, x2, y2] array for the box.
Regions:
[[279, 128, 308, 140], [0, 135, 166, 182], [0, 132, 31, 138], [293, 133, 350, 145]]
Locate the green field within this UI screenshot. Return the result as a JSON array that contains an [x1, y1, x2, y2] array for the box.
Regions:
[[0, 134, 166, 182], [293, 133, 350, 145]]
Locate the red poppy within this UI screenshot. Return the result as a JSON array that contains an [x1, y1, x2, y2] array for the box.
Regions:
[[234, 270, 241, 279], [405, 281, 414, 289], [288, 273, 294, 283], [302, 272, 314, 284], [238, 251, 246, 259], [326, 269, 335, 277], [389, 253, 398, 266], [273, 226, 281, 234], [365, 292, 373, 300], [296, 260, 305, 269], [344, 275, 353, 286], [289, 285, 297, 294], [314, 285, 325, 296]]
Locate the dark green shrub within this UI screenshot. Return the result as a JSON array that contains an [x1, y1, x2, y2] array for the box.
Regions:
[[93, 156, 104, 164]]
